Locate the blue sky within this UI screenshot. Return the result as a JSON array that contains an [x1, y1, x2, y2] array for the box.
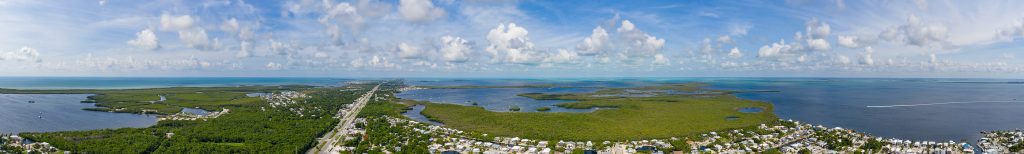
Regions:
[[2, 0, 1024, 78]]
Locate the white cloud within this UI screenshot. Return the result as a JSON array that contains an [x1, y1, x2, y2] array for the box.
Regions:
[[0, 46, 41, 63], [652, 53, 669, 65], [837, 35, 860, 48], [729, 22, 752, 36], [879, 15, 950, 48], [486, 23, 542, 64], [440, 35, 471, 63], [236, 41, 252, 58], [314, 52, 329, 58], [127, 28, 160, 50], [929, 53, 937, 64], [805, 18, 830, 39], [616, 20, 665, 58], [728, 47, 743, 58], [321, 2, 366, 32], [576, 26, 609, 56], [716, 35, 734, 44], [396, 42, 423, 59], [757, 39, 798, 58], [220, 18, 240, 33], [545, 48, 579, 64], [835, 55, 851, 65], [398, 0, 446, 23], [806, 38, 831, 51], [355, 0, 393, 18], [265, 62, 283, 70], [178, 29, 213, 50], [859, 46, 874, 65], [159, 14, 196, 31]]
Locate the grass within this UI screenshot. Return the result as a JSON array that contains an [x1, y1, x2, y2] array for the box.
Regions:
[[419, 83, 777, 141]]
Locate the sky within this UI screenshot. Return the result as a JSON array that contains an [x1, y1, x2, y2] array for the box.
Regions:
[[2, 0, 1024, 78]]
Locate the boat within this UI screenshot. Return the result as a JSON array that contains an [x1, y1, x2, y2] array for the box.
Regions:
[[28, 100, 35, 103]]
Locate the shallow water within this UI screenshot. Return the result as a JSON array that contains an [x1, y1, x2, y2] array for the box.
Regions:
[[401, 105, 444, 126], [0, 94, 158, 134], [180, 108, 210, 116]]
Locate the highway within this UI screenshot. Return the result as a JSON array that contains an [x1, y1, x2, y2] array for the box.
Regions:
[[308, 84, 380, 154]]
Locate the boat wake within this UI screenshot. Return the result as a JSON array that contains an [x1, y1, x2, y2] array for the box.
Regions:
[[866, 101, 1024, 108]]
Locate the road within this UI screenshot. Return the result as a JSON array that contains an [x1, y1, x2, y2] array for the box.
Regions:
[[308, 84, 380, 154]]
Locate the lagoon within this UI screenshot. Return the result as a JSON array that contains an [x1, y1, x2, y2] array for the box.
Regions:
[[0, 94, 157, 134]]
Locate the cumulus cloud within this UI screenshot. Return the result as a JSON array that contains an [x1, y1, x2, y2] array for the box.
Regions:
[[806, 38, 831, 51], [545, 49, 579, 64], [576, 26, 610, 56], [616, 20, 665, 58], [757, 39, 799, 58], [728, 47, 743, 58], [127, 28, 160, 50], [859, 46, 874, 65], [159, 14, 195, 31], [835, 55, 851, 65], [837, 35, 860, 48], [398, 0, 446, 23], [804, 18, 831, 39], [652, 53, 669, 65], [0, 46, 41, 63], [757, 18, 834, 62], [486, 23, 542, 64], [439, 35, 471, 63], [321, 2, 366, 32], [879, 15, 950, 48], [265, 62, 283, 70], [236, 41, 252, 58], [178, 29, 213, 50], [396, 42, 424, 59]]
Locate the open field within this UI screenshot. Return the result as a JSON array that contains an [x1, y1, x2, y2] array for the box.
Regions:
[[417, 83, 777, 141]]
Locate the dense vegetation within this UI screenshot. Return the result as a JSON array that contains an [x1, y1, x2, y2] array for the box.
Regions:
[[17, 84, 374, 153], [420, 83, 777, 141], [1, 85, 312, 115]]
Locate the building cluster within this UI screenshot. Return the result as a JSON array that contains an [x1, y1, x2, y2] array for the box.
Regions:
[[157, 108, 230, 121], [397, 86, 426, 92], [347, 116, 986, 154], [691, 120, 973, 154], [1, 135, 61, 153], [261, 91, 308, 108], [977, 129, 1024, 153]]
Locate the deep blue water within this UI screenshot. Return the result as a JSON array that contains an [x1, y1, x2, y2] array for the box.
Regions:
[[397, 78, 1024, 143], [0, 77, 347, 89], [0, 94, 158, 134]]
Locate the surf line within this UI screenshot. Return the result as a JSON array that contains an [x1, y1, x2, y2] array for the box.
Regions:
[[866, 101, 1024, 108]]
